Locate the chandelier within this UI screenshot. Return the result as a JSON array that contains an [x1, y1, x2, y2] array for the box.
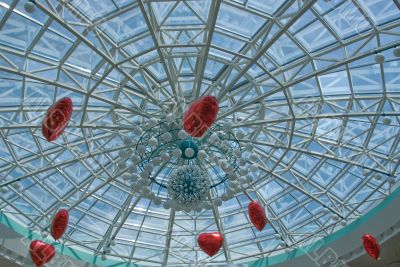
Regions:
[[117, 119, 258, 212]]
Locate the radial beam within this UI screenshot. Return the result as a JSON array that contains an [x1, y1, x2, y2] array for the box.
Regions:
[[207, 191, 231, 263], [217, 40, 400, 120], [97, 196, 142, 252], [232, 111, 400, 128], [0, 65, 149, 117], [137, 0, 179, 103], [193, 0, 221, 99], [162, 209, 175, 266], [217, 0, 318, 100], [33, 1, 160, 106]]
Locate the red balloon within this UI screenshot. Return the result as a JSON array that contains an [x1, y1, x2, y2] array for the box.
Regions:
[[51, 209, 69, 240], [248, 201, 268, 231], [30, 240, 55, 267], [198, 232, 224, 257], [42, 97, 73, 141], [183, 96, 219, 137], [362, 234, 380, 260]]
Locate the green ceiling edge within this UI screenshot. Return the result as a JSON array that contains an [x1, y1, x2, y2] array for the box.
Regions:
[[0, 186, 399, 267], [248, 186, 400, 267], [0, 212, 138, 267]]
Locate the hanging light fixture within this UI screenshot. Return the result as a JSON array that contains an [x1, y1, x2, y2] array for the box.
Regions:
[[116, 119, 257, 211]]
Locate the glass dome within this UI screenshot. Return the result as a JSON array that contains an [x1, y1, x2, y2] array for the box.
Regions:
[[0, 0, 399, 266]]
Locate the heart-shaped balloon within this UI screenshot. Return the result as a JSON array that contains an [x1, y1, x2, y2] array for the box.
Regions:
[[30, 240, 55, 267], [42, 97, 73, 141], [183, 96, 219, 137], [362, 234, 380, 260], [198, 232, 224, 257], [248, 201, 268, 231], [51, 209, 69, 240]]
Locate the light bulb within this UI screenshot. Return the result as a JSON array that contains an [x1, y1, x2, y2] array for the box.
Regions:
[[140, 171, 149, 179], [239, 158, 247, 166], [123, 136, 132, 145], [228, 173, 237, 181], [394, 47, 400, 57], [233, 148, 241, 157], [213, 198, 222, 207], [209, 133, 219, 142], [221, 194, 228, 201], [238, 177, 247, 185], [239, 168, 248, 176], [131, 154, 140, 164], [185, 148, 195, 158], [382, 117, 391, 125], [162, 132, 172, 142], [245, 175, 253, 183], [133, 126, 143, 136], [230, 182, 238, 189], [144, 165, 153, 174], [172, 148, 182, 158], [322, 208, 330, 215], [41, 231, 48, 238], [131, 174, 139, 182], [245, 143, 254, 151], [117, 161, 126, 169], [163, 201, 171, 209], [13, 182, 21, 190], [387, 177, 396, 185], [101, 254, 107, 261], [166, 113, 174, 123], [118, 150, 128, 159], [274, 234, 281, 240], [148, 137, 158, 147], [142, 187, 150, 195], [222, 122, 232, 131], [249, 153, 258, 162], [148, 118, 158, 127], [249, 164, 258, 173], [235, 130, 245, 139], [151, 157, 161, 166], [148, 192, 156, 200], [197, 150, 207, 160], [153, 197, 162, 206], [374, 53, 385, 64], [178, 130, 188, 139], [137, 145, 146, 155], [161, 152, 170, 162], [127, 164, 137, 173], [24, 1, 36, 13], [122, 174, 130, 182]]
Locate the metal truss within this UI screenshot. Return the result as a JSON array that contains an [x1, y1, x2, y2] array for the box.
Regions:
[[0, 0, 400, 266]]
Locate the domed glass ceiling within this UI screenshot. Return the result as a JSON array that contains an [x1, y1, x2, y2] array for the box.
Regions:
[[0, 0, 400, 266]]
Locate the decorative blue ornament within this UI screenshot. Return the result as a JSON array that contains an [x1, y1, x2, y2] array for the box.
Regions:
[[179, 140, 199, 159], [168, 165, 209, 209]]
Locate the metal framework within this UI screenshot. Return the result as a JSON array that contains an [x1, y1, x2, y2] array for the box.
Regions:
[[0, 0, 400, 266]]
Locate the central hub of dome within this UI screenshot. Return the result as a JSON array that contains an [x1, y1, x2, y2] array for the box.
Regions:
[[179, 140, 199, 159]]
